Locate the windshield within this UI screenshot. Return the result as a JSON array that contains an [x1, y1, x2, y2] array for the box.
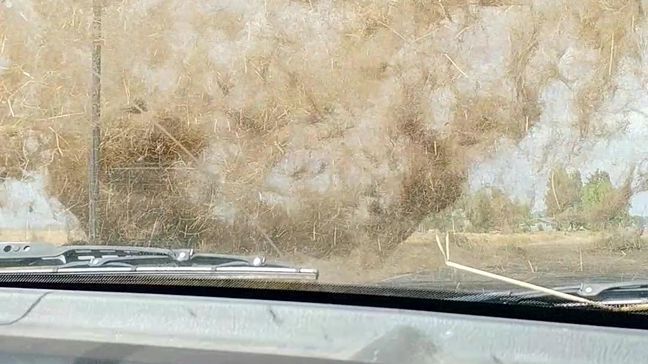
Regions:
[[1, 0, 647, 298]]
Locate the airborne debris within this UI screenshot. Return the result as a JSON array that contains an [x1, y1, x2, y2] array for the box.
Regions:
[[0, 0, 645, 257]]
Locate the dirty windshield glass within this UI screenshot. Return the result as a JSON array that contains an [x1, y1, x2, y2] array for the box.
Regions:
[[1, 1, 647, 293]]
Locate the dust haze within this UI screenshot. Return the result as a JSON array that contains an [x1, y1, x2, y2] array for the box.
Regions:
[[1, 0, 646, 274]]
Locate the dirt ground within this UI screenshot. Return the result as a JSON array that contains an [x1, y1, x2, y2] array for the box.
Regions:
[[294, 231, 648, 287], [2, 227, 646, 289]]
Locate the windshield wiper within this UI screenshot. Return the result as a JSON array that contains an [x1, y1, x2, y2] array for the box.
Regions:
[[0, 242, 318, 281], [575, 281, 648, 297], [454, 280, 648, 309], [383, 270, 648, 309]]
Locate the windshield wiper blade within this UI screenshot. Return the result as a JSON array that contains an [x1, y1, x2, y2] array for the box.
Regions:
[[500, 281, 648, 300], [0, 242, 318, 281], [453, 280, 648, 309], [0, 265, 319, 281]]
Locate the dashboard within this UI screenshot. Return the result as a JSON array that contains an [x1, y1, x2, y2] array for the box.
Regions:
[[0, 287, 645, 363]]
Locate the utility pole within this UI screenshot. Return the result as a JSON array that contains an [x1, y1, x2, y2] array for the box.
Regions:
[[88, 0, 102, 243]]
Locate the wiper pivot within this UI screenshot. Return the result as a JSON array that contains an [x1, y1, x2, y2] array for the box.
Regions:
[[578, 281, 648, 297]]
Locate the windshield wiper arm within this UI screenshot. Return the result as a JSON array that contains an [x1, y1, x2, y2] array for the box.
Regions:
[[503, 281, 648, 300], [0, 242, 318, 281], [453, 280, 648, 309], [575, 281, 648, 297]]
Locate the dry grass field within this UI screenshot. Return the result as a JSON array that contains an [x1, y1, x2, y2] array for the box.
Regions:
[[299, 230, 648, 284]]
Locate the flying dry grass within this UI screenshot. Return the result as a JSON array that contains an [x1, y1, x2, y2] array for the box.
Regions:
[[0, 0, 645, 255]]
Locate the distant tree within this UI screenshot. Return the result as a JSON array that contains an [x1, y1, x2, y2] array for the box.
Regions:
[[545, 168, 582, 216], [465, 188, 531, 233], [418, 208, 468, 233], [465, 190, 493, 231], [582, 171, 613, 207], [545, 168, 583, 229], [581, 170, 631, 229]]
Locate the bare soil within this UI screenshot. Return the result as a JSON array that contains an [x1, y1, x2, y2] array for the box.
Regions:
[[294, 231, 648, 286]]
